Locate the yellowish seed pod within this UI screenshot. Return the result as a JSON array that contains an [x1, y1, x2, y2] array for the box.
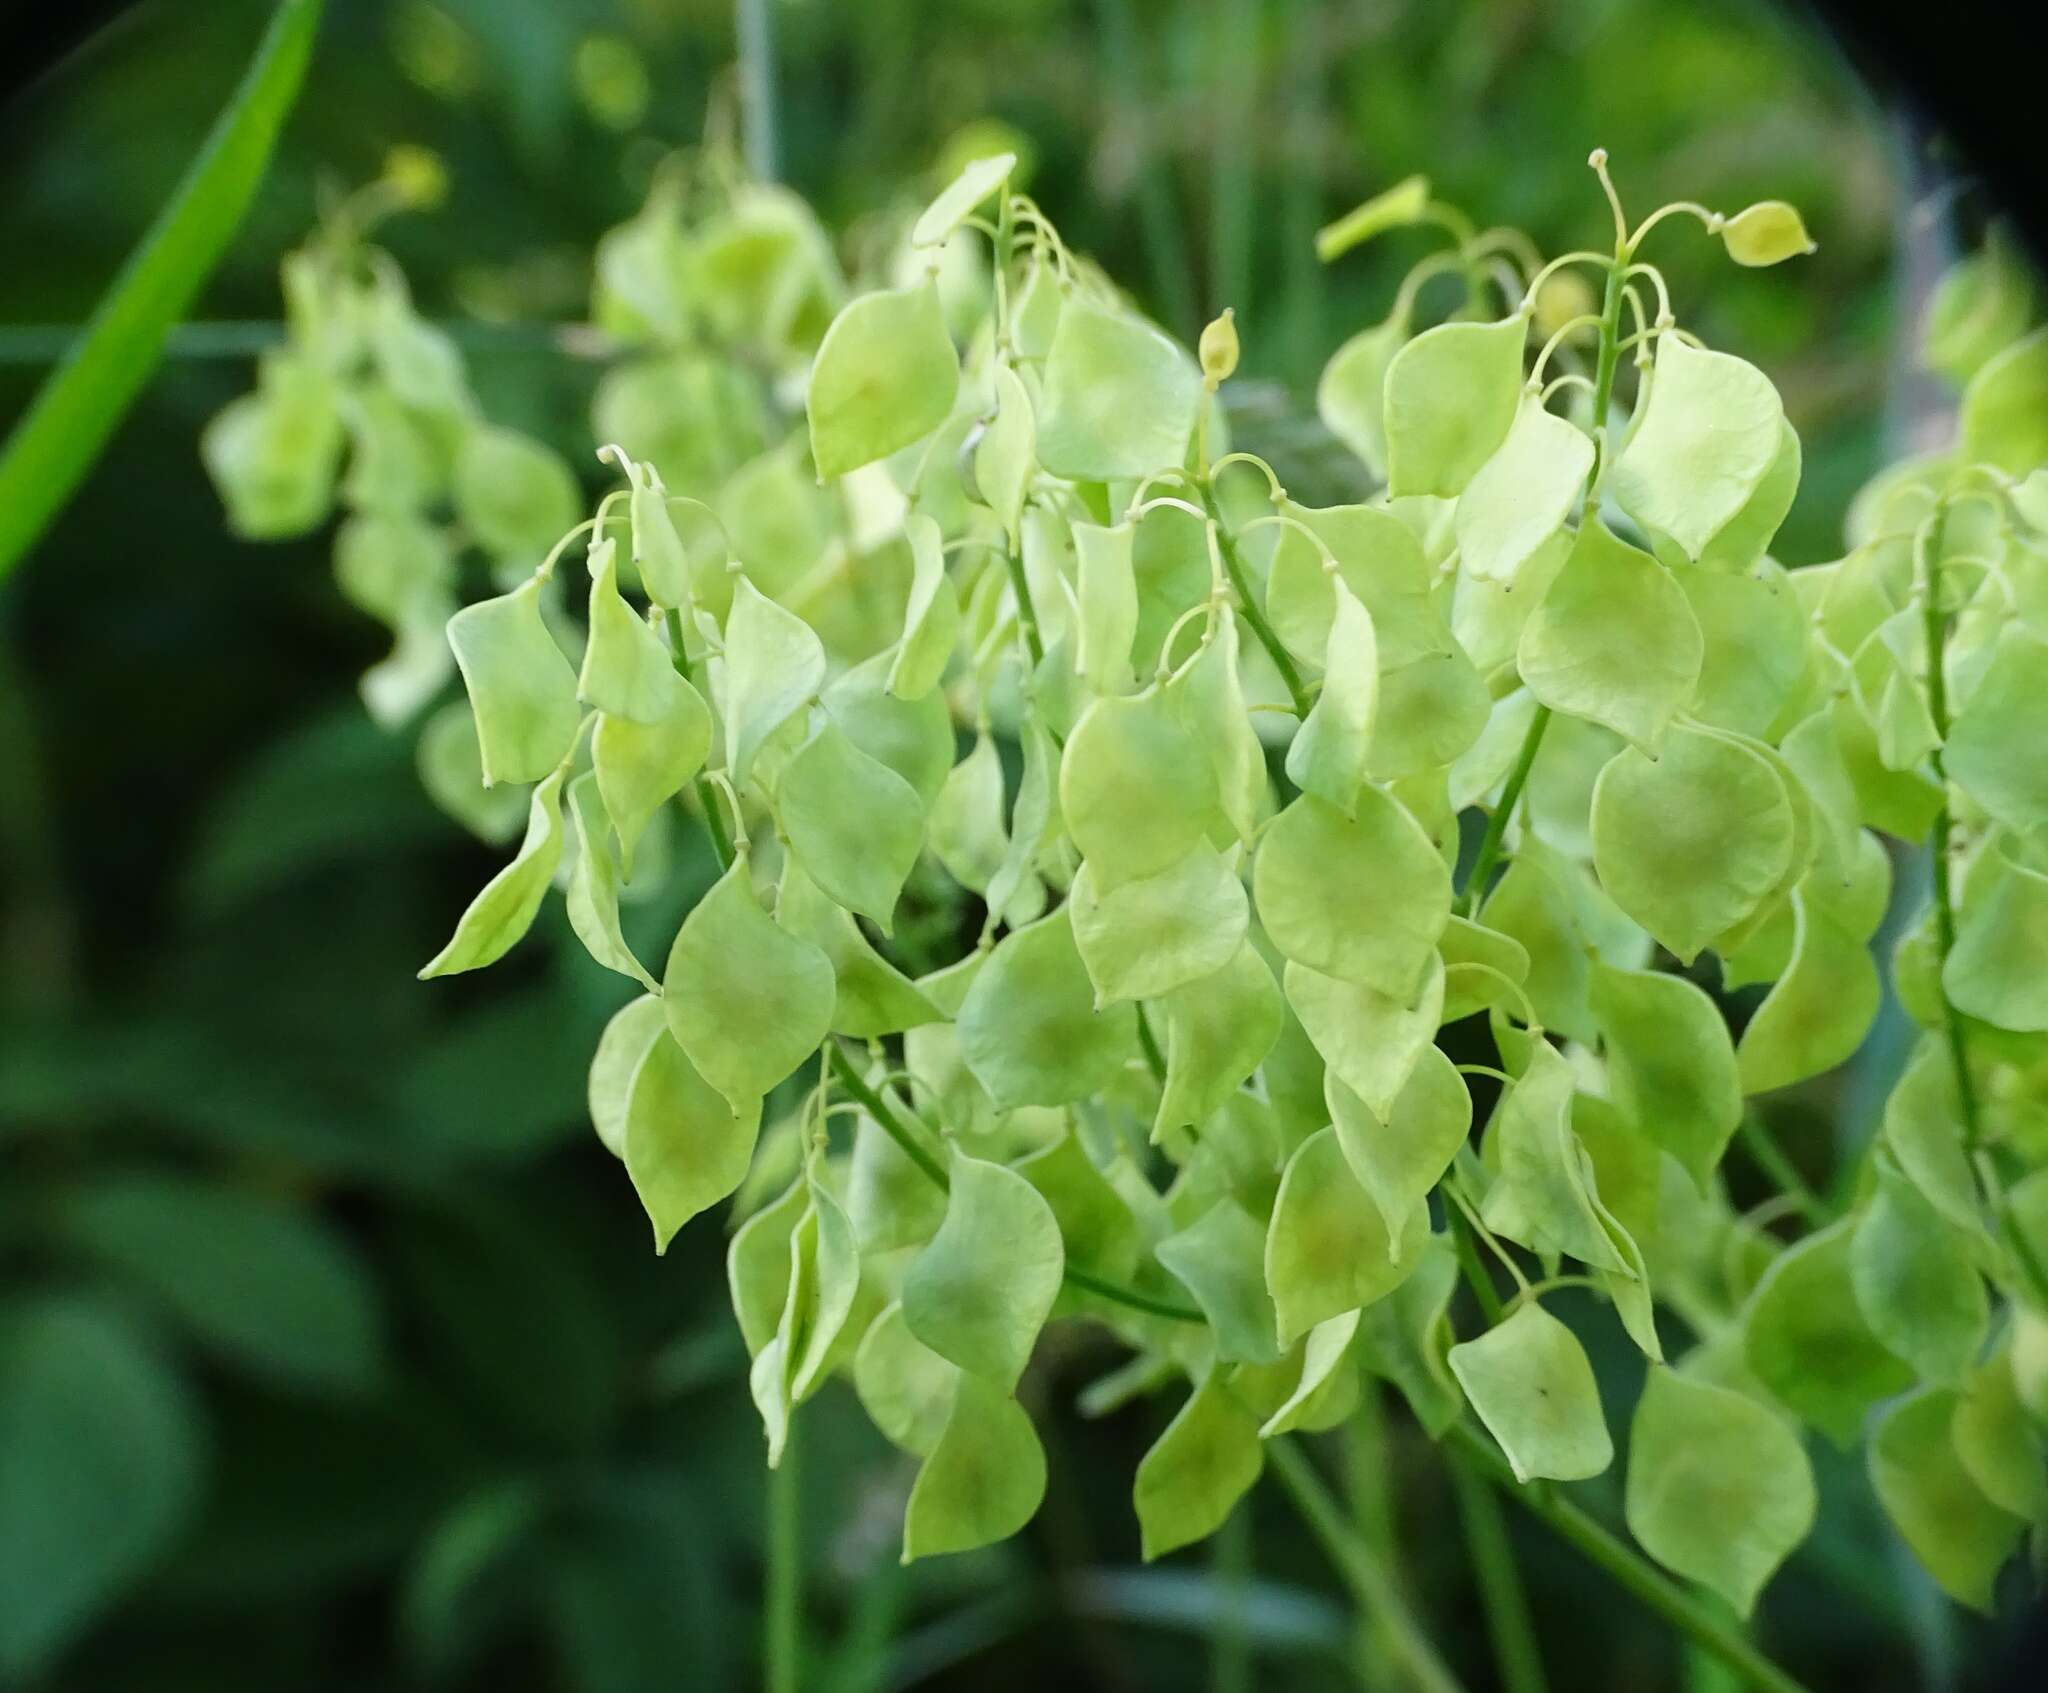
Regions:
[[1199, 308, 1240, 389]]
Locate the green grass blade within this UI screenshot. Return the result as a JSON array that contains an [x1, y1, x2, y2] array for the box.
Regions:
[[0, 0, 325, 585]]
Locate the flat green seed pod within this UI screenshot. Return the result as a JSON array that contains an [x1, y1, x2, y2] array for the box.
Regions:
[[1284, 579, 1378, 813], [825, 650, 956, 807], [1068, 843, 1248, 1006], [1611, 334, 1786, 561], [1371, 646, 1490, 781], [1881, 1043, 1982, 1236], [334, 510, 452, 625], [885, 513, 961, 701], [1698, 420, 1802, 571], [1958, 327, 2048, 476], [1073, 520, 1139, 694], [626, 474, 701, 610], [1327, 1044, 1470, 1246], [902, 1373, 1047, 1562], [1437, 916, 1531, 1023], [1132, 1370, 1265, 1560], [1944, 626, 2048, 836], [1625, 1366, 1816, 1616], [1354, 1240, 1463, 1436], [661, 857, 835, 1110], [1674, 559, 1807, 740], [1253, 789, 1449, 999], [1448, 1301, 1612, 1483], [1036, 299, 1201, 481], [1742, 1218, 1913, 1446], [1317, 314, 1407, 480], [1156, 1199, 1282, 1365], [1481, 1042, 1630, 1273], [588, 993, 666, 1160], [846, 1098, 948, 1252], [913, 150, 1015, 247], [1590, 963, 1740, 1191], [1315, 174, 1431, 260], [203, 367, 344, 538], [1265, 1126, 1430, 1346], [452, 426, 581, 561], [1015, 1130, 1143, 1287], [1060, 687, 1216, 888], [776, 717, 924, 930], [592, 680, 711, 880], [418, 770, 567, 978], [418, 700, 526, 845], [1478, 835, 1595, 1043], [927, 730, 1008, 896], [974, 366, 1035, 545], [563, 774, 658, 990], [1736, 890, 1880, 1094], [1518, 519, 1702, 753], [722, 574, 826, 790], [447, 576, 581, 788], [1454, 391, 1593, 583], [1869, 1388, 2025, 1613], [955, 907, 1136, 1111], [1383, 316, 1529, 499], [1266, 501, 1436, 667], [578, 539, 680, 726], [1589, 724, 1794, 965], [1850, 1164, 1989, 1385], [1283, 952, 1444, 1121], [622, 1023, 762, 1251], [1952, 1349, 2048, 1521], [728, 1177, 808, 1356], [901, 1149, 1063, 1392], [1153, 942, 1284, 1141], [775, 860, 940, 1039], [985, 714, 1059, 926], [854, 1302, 957, 1457], [1720, 200, 1818, 267], [1166, 609, 1267, 845], [1259, 1311, 1363, 1438], [807, 280, 960, 480]]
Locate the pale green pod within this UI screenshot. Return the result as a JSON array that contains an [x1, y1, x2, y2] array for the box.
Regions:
[[453, 426, 581, 561], [661, 857, 835, 1110], [1698, 420, 1802, 571], [588, 993, 665, 1161], [1952, 1349, 2048, 1522], [807, 279, 960, 480], [1943, 626, 2048, 836], [728, 1176, 809, 1356], [623, 1022, 762, 1251], [1283, 952, 1444, 1121], [985, 713, 1059, 927], [1742, 1218, 1913, 1446], [578, 539, 680, 726], [625, 472, 691, 610], [975, 365, 1036, 544], [1383, 316, 1529, 499], [954, 907, 1136, 1111], [1060, 687, 1217, 889], [1265, 1126, 1430, 1346], [1850, 1164, 1989, 1385], [1327, 1044, 1470, 1248], [1153, 942, 1284, 1141], [1452, 528, 1571, 673], [1518, 519, 1702, 753], [563, 773, 658, 990], [1266, 500, 1437, 666], [825, 650, 956, 807], [722, 573, 827, 789], [1720, 200, 1817, 267], [886, 513, 961, 701], [1832, 691, 1943, 844], [333, 511, 453, 626], [1036, 299, 1201, 481], [1317, 314, 1407, 479], [340, 386, 439, 513], [1073, 520, 1139, 694], [1015, 1130, 1144, 1290], [1611, 335, 1786, 561], [1284, 579, 1378, 813], [1589, 725, 1795, 964], [1371, 647, 1490, 782], [1881, 1043, 1983, 1238], [1454, 391, 1592, 583], [417, 699, 526, 845], [913, 150, 1015, 246], [1260, 1311, 1363, 1438], [928, 730, 1010, 898], [1736, 890, 1880, 1094], [1437, 916, 1531, 1024], [1478, 835, 1595, 1042], [1869, 1388, 2025, 1613], [846, 1096, 948, 1253], [776, 717, 924, 930], [1068, 843, 1248, 1006], [1590, 963, 1740, 1191], [1448, 1301, 1612, 1483], [1132, 1369, 1265, 1560], [902, 1149, 1064, 1392], [1625, 1366, 1816, 1617], [1253, 789, 1450, 1000], [1354, 1240, 1463, 1436], [592, 678, 711, 880], [1156, 1199, 1282, 1365], [1481, 1042, 1630, 1274], [203, 359, 344, 538], [1674, 559, 1808, 740], [775, 860, 941, 1039], [747, 1178, 860, 1461], [1166, 609, 1266, 845], [418, 770, 567, 978], [854, 1302, 957, 1457], [447, 575, 582, 787], [1958, 327, 2048, 476], [1316, 174, 1432, 259], [362, 603, 459, 731], [902, 1373, 1048, 1561]]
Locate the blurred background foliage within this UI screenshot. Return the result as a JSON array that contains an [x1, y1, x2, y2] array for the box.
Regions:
[[0, 1, 2026, 1689]]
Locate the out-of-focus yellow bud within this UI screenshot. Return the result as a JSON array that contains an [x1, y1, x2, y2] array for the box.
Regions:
[[1534, 271, 1599, 340], [1200, 308, 1240, 388], [383, 145, 448, 211], [1718, 201, 1817, 267]]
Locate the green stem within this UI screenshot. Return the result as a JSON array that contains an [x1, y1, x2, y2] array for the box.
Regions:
[[1200, 485, 1311, 719], [1005, 548, 1047, 668], [1457, 705, 1551, 918], [1450, 1454, 1549, 1693], [765, 1412, 802, 1693], [667, 609, 736, 869], [1585, 246, 1631, 492], [1447, 1201, 1507, 1325], [1737, 1111, 1830, 1226], [1135, 1005, 1167, 1082], [826, 1044, 1205, 1324], [1265, 1438, 1469, 1693], [1443, 1424, 1814, 1693], [1210, 1498, 1253, 1693]]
